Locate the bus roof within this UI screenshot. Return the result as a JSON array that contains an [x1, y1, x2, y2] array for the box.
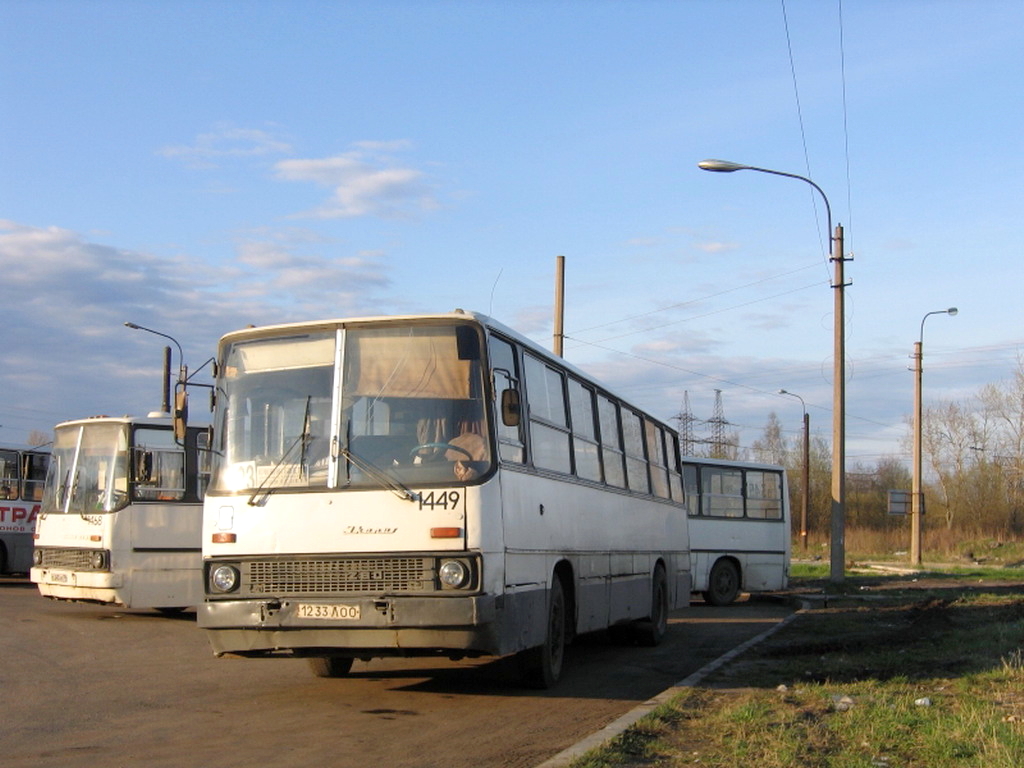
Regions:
[[214, 310, 681, 432]]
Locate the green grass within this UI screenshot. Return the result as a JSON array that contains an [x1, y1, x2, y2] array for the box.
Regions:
[[570, 576, 1024, 768], [789, 561, 1024, 590]]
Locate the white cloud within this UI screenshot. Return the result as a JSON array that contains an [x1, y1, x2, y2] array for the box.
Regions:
[[695, 240, 738, 254], [0, 220, 400, 440], [273, 143, 441, 220], [158, 124, 293, 168]]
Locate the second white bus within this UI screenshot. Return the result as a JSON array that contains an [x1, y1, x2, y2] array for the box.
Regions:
[[31, 415, 209, 610]]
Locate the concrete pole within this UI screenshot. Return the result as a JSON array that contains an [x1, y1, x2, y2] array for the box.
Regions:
[[553, 255, 565, 357], [911, 339, 924, 565], [830, 223, 847, 583], [801, 410, 810, 551]]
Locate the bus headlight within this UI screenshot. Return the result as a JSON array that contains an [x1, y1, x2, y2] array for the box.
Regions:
[[32, 549, 43, 567], [210, 564, 240, 593], [438, 559, 469, 589], [90, 551, 108, 570]]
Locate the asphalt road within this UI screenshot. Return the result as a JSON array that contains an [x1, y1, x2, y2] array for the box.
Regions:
[[1, 576, 794, 768]]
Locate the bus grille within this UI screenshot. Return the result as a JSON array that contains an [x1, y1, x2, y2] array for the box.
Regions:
[[36, 548, 97, 570], [246, 557, 435, 595]]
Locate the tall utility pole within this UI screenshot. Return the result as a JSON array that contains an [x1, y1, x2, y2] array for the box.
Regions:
[[780, 389, 810, 551], [911, 307, 958, 565], [553, 255, 565, 356], [831, 224, 848, 581], [698, 159, 849, 583]]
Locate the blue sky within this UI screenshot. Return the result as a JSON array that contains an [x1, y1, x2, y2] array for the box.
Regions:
[[2, 0, 1022, 469]]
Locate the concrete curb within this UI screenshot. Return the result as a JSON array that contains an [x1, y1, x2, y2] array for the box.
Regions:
[[533, 598, 808, 768]]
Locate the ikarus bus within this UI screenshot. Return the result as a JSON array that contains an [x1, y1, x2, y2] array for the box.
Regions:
[[31, 415, 209, 610], [682, 457, 791, 606], [196, 311, 690, 687], [1, 444, 50, 574]]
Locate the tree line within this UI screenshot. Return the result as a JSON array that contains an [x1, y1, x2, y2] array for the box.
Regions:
[[693, 361, 1024, 542]]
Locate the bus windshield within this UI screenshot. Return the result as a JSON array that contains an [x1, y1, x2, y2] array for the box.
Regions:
[[44, 422, 130, 515], [211, 322, 492, 494]]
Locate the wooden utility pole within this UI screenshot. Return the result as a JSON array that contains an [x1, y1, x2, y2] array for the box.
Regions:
[[553, 255, 565, 356]]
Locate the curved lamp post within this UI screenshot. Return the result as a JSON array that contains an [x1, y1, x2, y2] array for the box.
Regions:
[[911, 307, 958, 565], [124, 321, 187, 415], [700, 158, 849, 583], [779, 389, 810, 551]]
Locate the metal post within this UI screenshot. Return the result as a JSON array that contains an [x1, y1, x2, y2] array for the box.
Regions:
[[911, 339, 924, 565], [553, 255, 565, 357], [910, 307, 956, 566], [801, 410, 810, 550], [830, 224, 847, 583]]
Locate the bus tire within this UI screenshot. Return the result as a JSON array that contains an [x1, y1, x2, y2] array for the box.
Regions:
[[635, 564, 669, 647], [703, 559, 740, 606], [518, 575, 567, 689], [308, 656, 354, 678]]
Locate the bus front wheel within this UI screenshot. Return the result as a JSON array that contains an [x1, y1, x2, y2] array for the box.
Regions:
[[308, 656, 354, 678], [703, 559, 740, 606], [518, 576, 567, 689]]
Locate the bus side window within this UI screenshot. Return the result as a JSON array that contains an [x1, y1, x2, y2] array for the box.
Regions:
[[133, 429, 186, 502], [0, 450, 17, 500], [597, 395, 625, 488], [702, 467, 744, 518], [523, 354, 571, 475], [622, 410, 648, 494], [683, 464, 699, 516], [645, 421, 670, 499], [746, 470, 783, 519], [567, 379, 601, 482], [489, 336, 524, 464]]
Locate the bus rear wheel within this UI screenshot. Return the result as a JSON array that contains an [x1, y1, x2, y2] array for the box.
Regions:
[[703, 559, 740, 606], [635, 565, 669, 646], [308, 656, 354, 678], [518, 576, 567, 689]]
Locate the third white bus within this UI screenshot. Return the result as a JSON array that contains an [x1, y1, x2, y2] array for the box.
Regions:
[[683, 456, 790, 605]]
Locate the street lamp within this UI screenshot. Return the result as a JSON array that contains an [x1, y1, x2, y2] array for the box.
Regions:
[[124, 321, 187, 416], [700, 158, 850, 583], [911, 307, 958, 565], [779, 389, 810, 551]]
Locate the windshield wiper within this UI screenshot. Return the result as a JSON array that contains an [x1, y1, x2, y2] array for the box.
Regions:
[[247, 402, 312, 506], [338, 446, 418, 503]]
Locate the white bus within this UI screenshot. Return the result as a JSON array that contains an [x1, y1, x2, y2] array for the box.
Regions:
[[0, 444, 50, 574], [683, 457, 790, 605], [196, 311, 690, 686], [31, 415, 209, 610]]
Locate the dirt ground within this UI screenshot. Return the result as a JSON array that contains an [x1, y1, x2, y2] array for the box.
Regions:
[[711, 572, 1024, 688]]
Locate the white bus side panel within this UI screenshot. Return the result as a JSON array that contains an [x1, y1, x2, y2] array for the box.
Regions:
[[497, 467, 689, 635], [688, 517, 789, 593]]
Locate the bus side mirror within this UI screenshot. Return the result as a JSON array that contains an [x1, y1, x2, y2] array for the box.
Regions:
[[501, 389, 521, 427], [173, 390, 189, 442]]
